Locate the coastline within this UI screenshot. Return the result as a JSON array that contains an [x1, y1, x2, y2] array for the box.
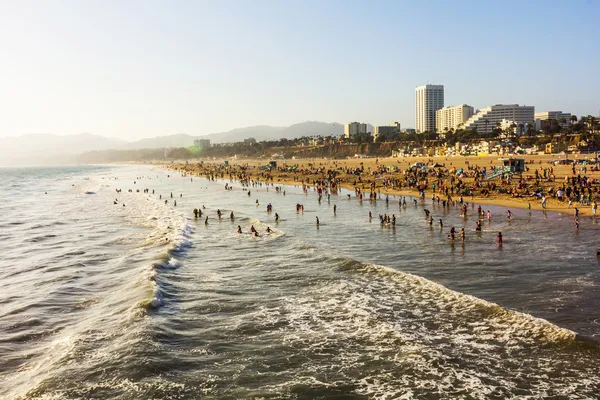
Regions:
[[146, 153, 599, 218]]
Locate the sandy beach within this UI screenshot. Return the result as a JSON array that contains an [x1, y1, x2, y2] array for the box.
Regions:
[[161, 153, 600, 217]]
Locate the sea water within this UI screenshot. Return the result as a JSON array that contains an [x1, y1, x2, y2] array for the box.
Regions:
[[1, 164, 599, 399]]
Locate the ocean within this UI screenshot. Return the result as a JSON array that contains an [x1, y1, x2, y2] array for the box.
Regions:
[[1, 164, 599, 399]]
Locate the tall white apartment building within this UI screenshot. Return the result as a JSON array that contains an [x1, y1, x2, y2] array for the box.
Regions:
[[462, 104, 535, 136], [415, 85, 444, 133], [435, 104, 475, 133], [344, 122, 367, 138]]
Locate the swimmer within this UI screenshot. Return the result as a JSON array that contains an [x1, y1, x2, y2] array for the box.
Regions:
[[439, 219, 443, 228], [193, 208, 198, 218], [237, 225, 242, 234], [230, 211, 234, 220], [424, 209, 430, 217], [368, 211, 372, 220], [460, 228, 465, 242], [205, 216, 208, 225], [266, 227, 272, 233], [275, 213, 279, 222], [316, 216, 320, 226], [254, 231, 259, 237], [476, 220, 481, 232], [250, 225, 257, 233]]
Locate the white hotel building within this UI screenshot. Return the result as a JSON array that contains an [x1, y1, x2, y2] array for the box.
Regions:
[[462, 104, 535, 136], [435, 104, 475, 133], [415, 85, 444, 133]]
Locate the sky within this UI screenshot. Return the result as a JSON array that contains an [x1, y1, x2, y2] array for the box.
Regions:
[[0, 0, 599, 140]]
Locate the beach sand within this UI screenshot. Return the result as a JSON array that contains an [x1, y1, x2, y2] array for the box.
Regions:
[[160, 153, 599, 216]]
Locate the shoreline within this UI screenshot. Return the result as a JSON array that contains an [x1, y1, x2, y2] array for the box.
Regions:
[[144, 153, 599, 218]]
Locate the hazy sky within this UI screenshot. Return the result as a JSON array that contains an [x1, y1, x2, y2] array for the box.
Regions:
[[1, 0, 599, 140]]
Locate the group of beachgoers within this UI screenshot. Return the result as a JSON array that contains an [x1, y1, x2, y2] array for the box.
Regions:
[[119, 161, 600, 251]]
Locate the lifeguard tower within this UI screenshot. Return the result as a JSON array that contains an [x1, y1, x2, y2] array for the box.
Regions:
[[485, 158, 525, 180]]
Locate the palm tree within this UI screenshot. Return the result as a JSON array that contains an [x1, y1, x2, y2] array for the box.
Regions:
[[570, 115, 578, 125], [590, 116, 598, 134]]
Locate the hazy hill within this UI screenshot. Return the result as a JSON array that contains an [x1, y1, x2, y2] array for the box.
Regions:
[[0, 121, 345, 166], [189, 121, 344, 144], [0, 133, 126, 166]]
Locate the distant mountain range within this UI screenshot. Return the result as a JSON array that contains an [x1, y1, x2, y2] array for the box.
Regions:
[[0, 121, 344, 166]]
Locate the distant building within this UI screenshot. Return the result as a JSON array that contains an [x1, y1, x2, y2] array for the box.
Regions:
[[435, 104, 474, 133], [404, 128, 416, 134], [193, 139, 211, 150], [535, 111, 572, 131], [344, 122, 367, 139], [244, 137, 257, 144], [373, 122, 401, 142], [415, 85, 444, 133], [462, 104, 535, 136]]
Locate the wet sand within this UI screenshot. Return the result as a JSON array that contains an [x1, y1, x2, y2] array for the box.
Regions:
[[156, 153, 600, 216]]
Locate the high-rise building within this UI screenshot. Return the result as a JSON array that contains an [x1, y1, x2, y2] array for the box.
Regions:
[[344, 122, 367, 138], [462, 104, 535, 136], [373, 122, 401, 142], [435, 105, 474, 133], [193, 139, 211, 149], [415, 85, 444, 133]]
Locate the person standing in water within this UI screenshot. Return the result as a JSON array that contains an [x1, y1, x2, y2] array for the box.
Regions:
[[237, 225, 242, 234], [316, 216, 320, 226], [205, 216, 209, 225], [333, 204, 337, 215], [497, 232, 503, 246], [460, 228, 465, 242]]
